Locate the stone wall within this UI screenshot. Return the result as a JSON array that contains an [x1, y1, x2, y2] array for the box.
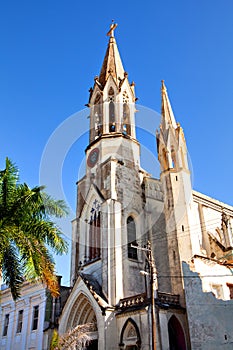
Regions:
[[183, 261, 233, 350]]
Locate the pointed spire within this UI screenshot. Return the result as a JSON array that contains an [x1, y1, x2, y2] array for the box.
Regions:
[[98, 22, 125, 87], [161, 80, 177, 129]]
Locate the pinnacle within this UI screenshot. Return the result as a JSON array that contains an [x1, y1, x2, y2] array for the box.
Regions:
[[98, 24, 125, 88]]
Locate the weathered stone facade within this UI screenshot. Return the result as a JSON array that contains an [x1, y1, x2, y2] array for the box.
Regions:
[[59, 25, 233, 350]]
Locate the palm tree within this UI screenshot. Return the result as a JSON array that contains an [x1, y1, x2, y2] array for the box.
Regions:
[[0, 157, 68, 300], [54, 323, 95, 350]]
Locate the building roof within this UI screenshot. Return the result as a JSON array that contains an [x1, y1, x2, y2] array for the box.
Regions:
[[79, 273, 112, 313]]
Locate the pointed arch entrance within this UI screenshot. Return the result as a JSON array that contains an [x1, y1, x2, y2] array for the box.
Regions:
[[66, 293, 98, 350], [168, 315, 186, 350], [119, 318, 141, 349]]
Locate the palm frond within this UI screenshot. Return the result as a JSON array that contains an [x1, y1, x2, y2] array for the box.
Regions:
[[57, 323, 95, 350], [16, 233, 59, 297], [2, 242, 24, 300], [0, 158, 68, 300], [41, 192, 69, 218], [0, 158, 19, 220], [19, 219, 68, 254]]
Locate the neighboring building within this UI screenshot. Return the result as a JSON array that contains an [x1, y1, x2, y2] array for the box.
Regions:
[[0, 278, 70, 350], [58, 24, 233, 349]]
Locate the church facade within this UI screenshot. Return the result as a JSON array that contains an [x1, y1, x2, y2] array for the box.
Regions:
[[59, 25, 233, 350]]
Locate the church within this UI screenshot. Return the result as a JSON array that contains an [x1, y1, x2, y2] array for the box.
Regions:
[[59, 24, 233, 350]]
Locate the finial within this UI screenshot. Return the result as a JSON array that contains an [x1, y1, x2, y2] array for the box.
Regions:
[[161, 79, 166, 92], [107, 20, 118, 38]]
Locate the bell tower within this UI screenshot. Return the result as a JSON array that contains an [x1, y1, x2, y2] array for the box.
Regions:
[[84, 23, 141, 198], [71, 24, 146, 306], [157, 81, 201, 300], [88, 23, 137, 143]]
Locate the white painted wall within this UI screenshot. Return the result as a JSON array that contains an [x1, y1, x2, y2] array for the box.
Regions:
[[0, 282, 47, 350]]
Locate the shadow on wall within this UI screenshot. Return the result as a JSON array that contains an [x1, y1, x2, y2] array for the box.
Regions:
[[182, 262, 233, 350]]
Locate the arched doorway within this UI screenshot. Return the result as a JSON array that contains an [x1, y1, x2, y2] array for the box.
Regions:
[[66, 293, 98, 350], [119, 318, 141, 349], [168, 315, 186, 350]]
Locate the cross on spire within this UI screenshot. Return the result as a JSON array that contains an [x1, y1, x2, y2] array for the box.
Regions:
[[107, 20, 118, 37], [98, 21, 124, 87]]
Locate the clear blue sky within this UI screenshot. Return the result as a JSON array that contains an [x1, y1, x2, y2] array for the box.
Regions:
[[1, 1, 233, 284]]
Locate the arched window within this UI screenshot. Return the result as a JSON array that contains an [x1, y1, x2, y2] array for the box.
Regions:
[[123, 103, 131, 135], [94, 94, 102, 136], [109, 101, 115, 132], [127, 216, 137, 260], [108, 87, 115, 132], [171, 148, 176, 169], [88, 200, 101, 261], [119, 318, 141, 349]]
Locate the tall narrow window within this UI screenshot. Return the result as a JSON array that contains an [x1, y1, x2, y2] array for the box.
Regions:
[[88, 200, 101, 261], [123, 103, 131, 135], [94, 94, 102, 136], [108, 87, 115, 132], [32, 305, 39, 331], [127, 216, 137, 260], [16, 310, 23, 333], [171, 148, 176, 169], [109, 101, 115, 132], [2, 314, 9, 336]]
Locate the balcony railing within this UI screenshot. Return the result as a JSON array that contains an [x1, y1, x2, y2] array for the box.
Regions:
[[118, 293, 147, 310], [117, 291, 180, 311], [157, 291, 180, 306]]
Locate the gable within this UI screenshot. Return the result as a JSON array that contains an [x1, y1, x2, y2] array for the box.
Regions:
[[79, 183, 105, 220]]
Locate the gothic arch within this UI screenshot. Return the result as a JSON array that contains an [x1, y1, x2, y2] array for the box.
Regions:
[[168, 315, 186, 350], [119, 318, 141, 349], [122, 102, 131, 135], [78, 191, 102, 265], [93, 93, 103, 136], [66, 293, 97, 332]]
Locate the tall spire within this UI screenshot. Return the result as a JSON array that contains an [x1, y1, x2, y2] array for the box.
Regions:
[[161, 80, 177, 129], [88, 24, 137, 143], [98, 22, 125, 87], [157, 81, 189, 174]]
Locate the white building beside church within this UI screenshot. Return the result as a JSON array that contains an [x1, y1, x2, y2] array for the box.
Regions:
[[0, 281, 48, 350], [58, 24, 233, 350], [0, 278, 70, 350]]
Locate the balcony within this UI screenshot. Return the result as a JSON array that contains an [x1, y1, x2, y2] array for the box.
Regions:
[[157, 291, 180, 306], [118, 293, 148, 310], [117, 291, 181, 312]]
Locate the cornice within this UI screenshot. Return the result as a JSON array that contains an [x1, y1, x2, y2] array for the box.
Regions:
[[193, 190, 233, 214]]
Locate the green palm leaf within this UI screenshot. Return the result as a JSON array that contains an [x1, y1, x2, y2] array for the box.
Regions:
[[0, 157, 69, 300]]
